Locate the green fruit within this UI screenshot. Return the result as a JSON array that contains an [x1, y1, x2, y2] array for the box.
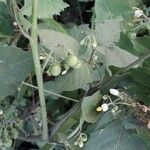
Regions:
[[73, 61, 81, 69], [66, 54, 78, 67], [48, 64, 61, 76]]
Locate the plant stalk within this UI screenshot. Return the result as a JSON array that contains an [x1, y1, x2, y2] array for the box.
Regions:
[[30, 0, 48, 140]]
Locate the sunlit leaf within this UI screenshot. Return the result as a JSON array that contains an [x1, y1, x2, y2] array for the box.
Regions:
[[20, 0, 69, 19], [95, 0, 137, 23]]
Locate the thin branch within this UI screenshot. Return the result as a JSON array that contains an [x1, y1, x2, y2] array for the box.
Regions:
[[17, 135, 64, 147], [88, 47, 96, 64], [22, 82, 78, 102]]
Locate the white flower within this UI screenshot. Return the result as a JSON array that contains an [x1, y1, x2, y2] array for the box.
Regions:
[[134, 9, 143, 18], [109, 89, 120, 96], [0, 109, 3, 115], [13, 21, 18, 26], [101, 103, 109, 112]]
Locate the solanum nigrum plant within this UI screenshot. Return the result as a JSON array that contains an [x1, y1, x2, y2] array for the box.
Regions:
[[0, 0, 150, 149]]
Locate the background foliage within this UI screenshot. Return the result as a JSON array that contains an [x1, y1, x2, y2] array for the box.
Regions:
[[0, 0, 150, 149]]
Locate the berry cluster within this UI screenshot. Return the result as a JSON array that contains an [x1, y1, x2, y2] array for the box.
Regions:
[[47, 53, 81, 77]]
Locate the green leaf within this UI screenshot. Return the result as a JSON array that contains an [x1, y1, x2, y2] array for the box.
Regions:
[[95, 20, 121, 46], [82, 91, 102, 123], [20, 0, 69, 19], [42, 18, 67, 34], [130, 83, 150, 105], [0, 2, 13, 37], [128, 68, 150, 105], [95, 0, 137, 23], [116, 32, 140, 56], [44, 62, 92, 94], [143, 58, 150, 68], [101, 74, 133, 94], [135, 36, 150, 50], [136, 129, 150, 150], [68, 24, 92, 55], [95, 20, 138, 70], [85, 120, 146, 150], [39, 29, 80, 58], [0, 46, 33, 100], [96, 45, 138, 70], [95, 19, 138, 70], [132, 36, 150, 55], [95, 112, 114, 130], [122, 115, 138, 130], [68, 24, 89, 42], [131, 68, 150, 88]]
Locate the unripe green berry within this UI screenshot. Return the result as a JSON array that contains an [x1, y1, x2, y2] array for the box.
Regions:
[[66, 54, 78, 67], [47, 64, 61, 77]]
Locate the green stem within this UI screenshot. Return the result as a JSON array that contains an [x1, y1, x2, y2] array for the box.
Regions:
[[30, 0, 48, 141]]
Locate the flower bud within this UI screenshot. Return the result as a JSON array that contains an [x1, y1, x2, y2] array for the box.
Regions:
[[13, 21, 18, 26], [81, 134, 87, 142], [96, 107, 102, 112], [78, 140, 84, 148], [109, 89, 120, 96]]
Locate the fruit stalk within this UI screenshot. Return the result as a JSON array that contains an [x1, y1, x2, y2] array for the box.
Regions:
[[30, 0, 48, 140]]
